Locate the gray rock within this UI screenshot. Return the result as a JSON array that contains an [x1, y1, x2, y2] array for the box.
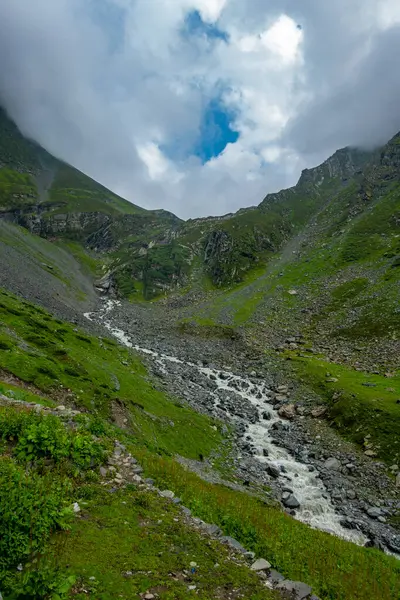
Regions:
[[202, 523, 222, 536], [99, 466, 108, 477], [282, 494, 300, 509], [251, 558, 271, 571], [181, 506, 192, 516], [268, 569, 285, 585], [220, 536, 248, 554], [266, 463, 281, 478], [367, 507, 382, 519], [276, 580, 312, 599], [159, 490, 175, 499], [324, 457, 341, 470]]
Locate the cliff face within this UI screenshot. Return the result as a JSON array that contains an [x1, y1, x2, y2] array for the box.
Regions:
[[1, 104, 400, 300]]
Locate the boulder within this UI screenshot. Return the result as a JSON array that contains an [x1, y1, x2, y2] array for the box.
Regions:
[[278, 404, 296, 420], [324, 457, 341, 471], [282, 494, 300, 509], [251, 558, 271, 571], [276, 580, 312, 599], [367, 507, 381, 519], [266, 463, 281, 478], [311, 406, 327, 418], [159, 490, 175, 499]]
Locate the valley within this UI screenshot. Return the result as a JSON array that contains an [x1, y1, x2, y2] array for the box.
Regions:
[[0, 107, 400, 599]]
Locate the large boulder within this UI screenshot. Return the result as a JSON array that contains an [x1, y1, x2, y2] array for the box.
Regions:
[[282, 493, 301, 509], [278, 404, 296, 420]]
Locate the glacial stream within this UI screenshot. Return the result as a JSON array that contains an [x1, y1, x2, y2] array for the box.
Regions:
[[85, 300, 368, 546]]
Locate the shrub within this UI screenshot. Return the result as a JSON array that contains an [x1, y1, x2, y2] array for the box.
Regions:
[[0, 409, 106, 470], [8, 565, 76, 600], [0, 458, 72, 571]]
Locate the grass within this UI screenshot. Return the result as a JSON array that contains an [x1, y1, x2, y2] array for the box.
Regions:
[[293, 355, 400, 464], [0, 380, 56, 407], [0, 290, 399, 599], [135, 450, 400, 600], [0, 288, 222, 460], [54, 240, 102, 277], [57, 485, 275, 600]]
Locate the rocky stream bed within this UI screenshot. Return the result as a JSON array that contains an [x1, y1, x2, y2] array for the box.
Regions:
[[85, 300, 400, 559]]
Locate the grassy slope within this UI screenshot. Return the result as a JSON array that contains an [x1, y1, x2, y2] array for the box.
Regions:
[[179, 146, 400, 466], [0, 289, 399, 600]]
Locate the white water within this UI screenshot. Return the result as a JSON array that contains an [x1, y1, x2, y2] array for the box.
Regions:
[[85, 300, 368, 546]]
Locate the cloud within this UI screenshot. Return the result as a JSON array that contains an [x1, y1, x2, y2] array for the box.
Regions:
[[0, 0, 399, 219]]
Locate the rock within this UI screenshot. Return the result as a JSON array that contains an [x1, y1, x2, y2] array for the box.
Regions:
[[251, 558, 271, 571], [396, 472, 400, 487], [144, 594, 155, 600], [268, 569, 285, 585], [278, 404, 296, 420], [282, 494, 300, 509], [324, 457, 341, 471], [276, 580, 312, 599], [100, 466, 108, 477], [311, 406, 327, 418], [266, 463, 281, 478], [56, 405, 66, 411], [325, 377, 338, 383], [367, 507, 381, 519], [72, 502, 80, 513], [364, 450, 377, 457], [288, 289, 298, 295], [346, 489, 357, 500], [202, 523, 222, 536], [159, 490, 175, 499], [220, 536, 247, 554]]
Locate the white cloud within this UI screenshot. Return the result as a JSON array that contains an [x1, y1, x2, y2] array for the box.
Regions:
[[261, 15, 303, 64], [0, 0, 399, 219]]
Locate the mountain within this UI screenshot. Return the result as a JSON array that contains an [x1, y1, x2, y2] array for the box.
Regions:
[[1, 107, 400, 600]]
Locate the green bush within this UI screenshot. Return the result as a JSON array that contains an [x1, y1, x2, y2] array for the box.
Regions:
[[0, 458, 72, 571], [7, 565, 76, 600], [0, 410, 106, 469]]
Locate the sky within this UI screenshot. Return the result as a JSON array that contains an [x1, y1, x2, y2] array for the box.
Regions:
[[0, 1, 400, 219]]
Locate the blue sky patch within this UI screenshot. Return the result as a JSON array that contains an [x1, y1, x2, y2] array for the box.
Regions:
[[194, 97, 239, 162], [183, 10, 228, 42]]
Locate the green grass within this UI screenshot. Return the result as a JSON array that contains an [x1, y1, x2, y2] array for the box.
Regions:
[[47, 164, 144, 216], [0, 290, 400, 599], [54, 240, 102, 276], [0, 167, 37, 210], [135, 450, 400, 600], [293, 355, 400, 463], [0, 380, 56, 407], [57, 485, 275, 600], [0, 289, 222, 460]]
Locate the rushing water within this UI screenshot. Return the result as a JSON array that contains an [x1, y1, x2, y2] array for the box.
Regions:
[[85, 300, 368, 546]]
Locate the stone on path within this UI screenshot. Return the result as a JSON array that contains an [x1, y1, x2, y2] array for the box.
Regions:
[[276, 580, 313, 599], [159, 490, 175, 499], [251, 558, 271, 571]]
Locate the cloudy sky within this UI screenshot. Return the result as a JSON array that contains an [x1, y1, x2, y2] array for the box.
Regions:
[[0, 0, 400, 218]]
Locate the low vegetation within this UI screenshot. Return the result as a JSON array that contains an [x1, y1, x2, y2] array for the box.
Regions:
[[0, 289, 399, 600]]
